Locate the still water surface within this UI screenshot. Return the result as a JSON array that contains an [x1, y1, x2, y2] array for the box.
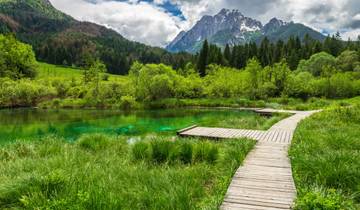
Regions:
[[0, 108, 257, 144]]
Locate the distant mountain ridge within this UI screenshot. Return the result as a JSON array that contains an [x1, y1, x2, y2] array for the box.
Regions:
[[166, 9, 326, 53], [0, 0, 189, 74]]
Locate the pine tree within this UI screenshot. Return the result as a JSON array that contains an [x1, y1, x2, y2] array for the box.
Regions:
[[224, 44, 231, 65], [259, 37, 271, 67], [274, 40, 284, 63], [197, 40, 209, 77]]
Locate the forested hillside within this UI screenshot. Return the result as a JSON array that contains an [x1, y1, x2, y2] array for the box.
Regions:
[[0, 0, 192, 74], [195, 33, 360, 75], [0, 33, 359, 110]]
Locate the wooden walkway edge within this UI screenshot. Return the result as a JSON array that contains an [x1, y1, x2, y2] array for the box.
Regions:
[[177, 109, 319, 210]]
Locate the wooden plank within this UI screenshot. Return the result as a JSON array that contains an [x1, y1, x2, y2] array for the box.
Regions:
[[176, 110, 319, 210]]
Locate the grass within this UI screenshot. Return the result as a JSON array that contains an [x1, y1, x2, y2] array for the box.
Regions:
[[0, 134, 256, 209], [35, 62, 360, 111], [198, 111, 290, 130], [146, 97, 359, 111], [37, 62, 128, 82], [290, 105, 360, 209]]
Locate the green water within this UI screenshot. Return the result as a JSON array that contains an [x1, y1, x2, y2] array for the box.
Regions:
[[0, 108, 259, 144]]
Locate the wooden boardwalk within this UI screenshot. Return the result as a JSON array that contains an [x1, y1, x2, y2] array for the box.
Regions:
[[178, 109, 318, 210]]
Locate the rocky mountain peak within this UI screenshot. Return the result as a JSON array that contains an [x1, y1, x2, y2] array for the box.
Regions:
[[262, 18, 288, 34], [166, 9, 324, 53], [217, 8, 243, 17]]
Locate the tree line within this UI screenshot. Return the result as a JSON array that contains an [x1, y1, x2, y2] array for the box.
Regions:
[[196, 33, 360, 76]]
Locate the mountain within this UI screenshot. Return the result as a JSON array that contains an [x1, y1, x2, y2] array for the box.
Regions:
[[0, 0, 190, 74], [166, 9, 326, 53]]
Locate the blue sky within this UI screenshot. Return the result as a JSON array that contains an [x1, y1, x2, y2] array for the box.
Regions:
[[50, 0, 360, 47], [141, 0, 185, 20]]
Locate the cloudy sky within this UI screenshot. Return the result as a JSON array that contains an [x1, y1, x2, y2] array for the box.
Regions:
[[49, 0, 360, 47]]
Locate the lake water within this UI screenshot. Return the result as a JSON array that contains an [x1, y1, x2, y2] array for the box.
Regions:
[[0, 108, 258, 144]]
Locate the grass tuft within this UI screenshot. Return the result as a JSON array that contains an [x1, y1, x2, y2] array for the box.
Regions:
[[77, 133, 110, 151]]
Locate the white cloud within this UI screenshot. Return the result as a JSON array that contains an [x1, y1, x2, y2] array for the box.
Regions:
[[342, 29, 360, 40], [50, 0, 183, 46], [50, 0, 360, 46]]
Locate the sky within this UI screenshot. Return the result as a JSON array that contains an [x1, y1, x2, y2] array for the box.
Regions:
[[49, 0, 360, 47]]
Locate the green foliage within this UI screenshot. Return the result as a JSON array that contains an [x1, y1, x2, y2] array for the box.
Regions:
[[0, 34, 37, 79], [133, 139, 225, 165], [149, 139, 172, 164], [193, 142, 219, 164], [245, 58, 262, 98], [295, 188, 355, 210], [290, 105, 360, 208], [0, 78, 56, 107], [297, 52, 337, 76], [336, 50, 360, 72], [83, 59, 107, 84], [204, 65, 246, 98], [130, 63, 177, 100], [197, 40, 209, 77], [174, 142, 193, 164], [77, 134, 110, 151], [284, 72, 314, 99], [0, 136, 255, 209], [0, 0, 191, 75], [132, 141, 149, 161], [118, 95, 138, 110], [130, 63, 204, 101]]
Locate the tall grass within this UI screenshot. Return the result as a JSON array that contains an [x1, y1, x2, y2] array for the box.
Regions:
[[132, 139, 219, 165], [290, 105, 360, 209], [0, 135, 255, 209]]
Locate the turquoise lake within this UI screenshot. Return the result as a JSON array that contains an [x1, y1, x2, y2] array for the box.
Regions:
[[0, 108, 260, 144]]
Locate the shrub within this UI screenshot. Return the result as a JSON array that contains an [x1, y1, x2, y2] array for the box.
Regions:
[[295, 188, 355, 210], [336, 50, 360, 72], [329, 73, 354, 98], [52, 79, 70, 98], [119, 95, 138, 110], [130, 63, 180, 101], [0, 34, 37, 79], [0, 78, 56, 107], [77, 134, 110, 151], [284, 72, 313, 100], [297, 52, 336, 76]]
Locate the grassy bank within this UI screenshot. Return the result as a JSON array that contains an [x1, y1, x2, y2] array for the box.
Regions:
[[290, 105, 360, 209], [0, 134, 255, 209], [147, 97, 359, 111], [198, 111, 290, 130]]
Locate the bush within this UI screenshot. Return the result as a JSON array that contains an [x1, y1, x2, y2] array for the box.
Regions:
[[295, 188, 355, 210], [52, 79, 70, 97], [0, 34, 37, 79], [77, 134, 110, 151], [0, 78, 56, 107], [130, 63, 181, 101], [336, 50, 360, 72], [297, 52, 336, 76], [119, 95, 138, 110]]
